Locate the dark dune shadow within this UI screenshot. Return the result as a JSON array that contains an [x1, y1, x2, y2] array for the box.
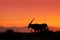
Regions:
[[0, 29, 23, 40], [0, 29, 60, 40]]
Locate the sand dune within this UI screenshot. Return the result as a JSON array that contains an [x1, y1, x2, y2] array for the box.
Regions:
[[0, 26, 60, 33]]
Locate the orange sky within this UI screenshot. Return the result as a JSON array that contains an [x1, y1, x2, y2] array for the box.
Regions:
[[0, 0, 60, 27]]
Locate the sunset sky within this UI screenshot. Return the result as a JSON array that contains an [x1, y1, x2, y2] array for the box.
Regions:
[[0, 0, 60, 27]]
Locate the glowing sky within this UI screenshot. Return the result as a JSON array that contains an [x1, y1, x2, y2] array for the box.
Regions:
[[0, 0, 60, 27]]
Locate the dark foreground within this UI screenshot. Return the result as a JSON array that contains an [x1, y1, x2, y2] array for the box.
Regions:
[[0, 30, 60, 40]]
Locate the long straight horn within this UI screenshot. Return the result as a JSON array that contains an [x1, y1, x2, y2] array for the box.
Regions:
[[28, 18, 35, 28], [29, 18, 35, 24]]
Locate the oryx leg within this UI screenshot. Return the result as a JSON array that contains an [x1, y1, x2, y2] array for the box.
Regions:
[[34, 30, 36, 32]]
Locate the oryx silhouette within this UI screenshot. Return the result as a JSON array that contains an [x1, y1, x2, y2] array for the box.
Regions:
[[28, 18, 49, 32]]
